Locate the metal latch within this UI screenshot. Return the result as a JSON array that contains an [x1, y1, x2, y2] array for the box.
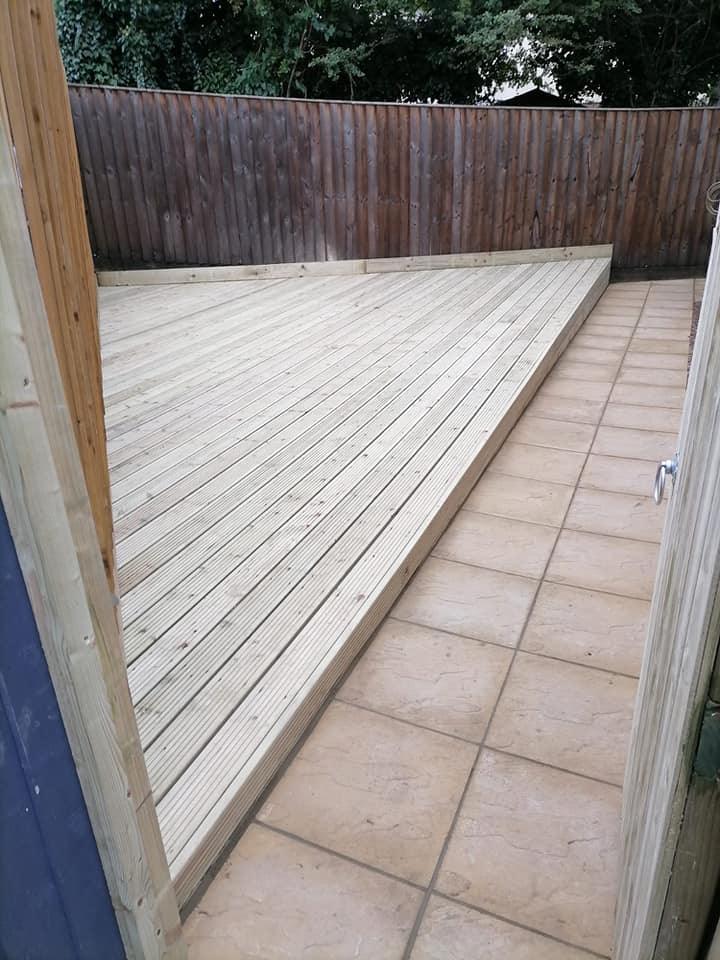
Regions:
[[653, 455, 678, 505]]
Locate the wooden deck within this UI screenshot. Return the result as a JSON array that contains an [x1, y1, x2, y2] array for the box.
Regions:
[[100, 254, 610, 904]]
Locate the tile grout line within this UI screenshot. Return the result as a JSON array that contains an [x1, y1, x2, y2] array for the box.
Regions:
[[419, 551, 653, 604], [331, 693, 629, 789], [384, 613, 644, 678], [503, 424, 679, 456], [254, 820, 610, 959], [458, 504, 666, 546], [430, 892, 611, 959], [430, 549, 654, 601], [399, 280, 654, 959], [253, 820, 428, 893], [437, 512, 663, 550], [488, 462, 674, 490], [525, 409, 683, 434], [482, 744, 624, 790]]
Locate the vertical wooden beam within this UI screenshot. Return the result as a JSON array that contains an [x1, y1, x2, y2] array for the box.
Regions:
[[651, 640, 720, 959], [0, 95, 185, 960], [0, 0, 115, 585], [615, 213, 720, 959]]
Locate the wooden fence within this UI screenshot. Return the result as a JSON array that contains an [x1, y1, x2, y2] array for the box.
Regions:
[[69, 84, 720, 271]]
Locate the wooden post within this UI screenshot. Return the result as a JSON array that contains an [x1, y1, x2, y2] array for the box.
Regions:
[[0, 94, 185, 960], [0, 0, 115, 586]]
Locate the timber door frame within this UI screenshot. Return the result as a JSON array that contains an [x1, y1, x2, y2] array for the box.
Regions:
[[615, 209, 720, 959], [0, 83, 185, 960]]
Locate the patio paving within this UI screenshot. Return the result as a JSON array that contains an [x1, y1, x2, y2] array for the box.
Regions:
[[183, 277, 693, 959]]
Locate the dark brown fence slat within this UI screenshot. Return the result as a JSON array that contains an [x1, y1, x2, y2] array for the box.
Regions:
[[68, 86, 720, 271]]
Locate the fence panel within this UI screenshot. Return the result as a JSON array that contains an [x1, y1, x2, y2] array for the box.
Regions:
[[69, 85, 720, 270]]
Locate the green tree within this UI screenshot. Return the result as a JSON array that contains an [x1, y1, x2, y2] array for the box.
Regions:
[[516, 0, 720, 106], [54, 0, 720, 105], [54, 0, 526, 101]]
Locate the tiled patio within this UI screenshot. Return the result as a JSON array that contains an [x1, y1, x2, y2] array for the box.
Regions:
[[183, 278, 694, 959]]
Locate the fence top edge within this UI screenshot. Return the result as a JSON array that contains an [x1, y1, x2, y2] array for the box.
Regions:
[[67, 83, 720, 114]]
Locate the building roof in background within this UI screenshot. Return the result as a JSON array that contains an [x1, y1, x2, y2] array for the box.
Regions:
[[493, 86, 578, 108]]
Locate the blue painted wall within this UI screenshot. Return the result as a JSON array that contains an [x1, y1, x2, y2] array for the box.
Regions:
[[0, 499, 125, 960]]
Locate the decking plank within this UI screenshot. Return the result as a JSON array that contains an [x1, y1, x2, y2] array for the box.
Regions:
[[134, 262, 588, 771], [108, 269, 469, 495], [122, 263, 559, 677], [100, 253, 610, 906], [116, 266, 532, 591]]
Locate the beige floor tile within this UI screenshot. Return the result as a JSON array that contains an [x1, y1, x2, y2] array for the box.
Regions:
[[630, 332, 689, 351], [598, 300, 644, 307], [339, 619, 512, 741], [525, 393, 605, 425], [635, 323, 691, 339], [580, 453, 657, 497], [411, 897, 595, 960], [522, 581, 648, 676], [538, 375, 614, 402], [566, 488, 666, 543], [184, 824, 421, 960], [464, 473, 573, 526], [603, 282, 649, 294], [643, 301, 692, 311], [601, 402, 682, 434], [486, 652, 636, 784], [436, 750, 620, 955], [622, 351, 688, 370], [562, 345, 625, 366], [580, 319, 635, 336], [551, 359, 622, 382], [487, 441, 586, 486], [572, 332, 630, 351], [637, 316, 691, 331], [610, 382, 685, 408], [586, 313, 639, 327], [393, 556, 535, 645], [434, 510, 556, 579], [547, 529, 659, 600], [616, 364, 687, 388], [592, 425, 678, 460], [257, 701, 476, 885], [508, 415, 596, 453]]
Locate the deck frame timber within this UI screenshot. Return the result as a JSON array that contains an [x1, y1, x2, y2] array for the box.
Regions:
[[102, 252, 610, 906], [97, 243, 613, 286]]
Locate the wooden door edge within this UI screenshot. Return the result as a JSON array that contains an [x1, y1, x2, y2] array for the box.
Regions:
[[0, 106, 185, 960]]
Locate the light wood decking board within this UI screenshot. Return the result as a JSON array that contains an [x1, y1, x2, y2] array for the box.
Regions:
[[163, 260, 609, 901], [103, 275, 380, 415], [107, 270, 473, 492], [122, 263, 567, 686], [115, 266, 534, 591], [100, 255, 610, 906], [104, 275, 451, 490], [135, 261, 592, 779]]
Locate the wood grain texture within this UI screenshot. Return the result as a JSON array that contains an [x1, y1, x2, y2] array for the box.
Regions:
[[654, 762, 720, 958], [97, 243, 613, 285], [69, 86, 720, 272], [0, 105, 185, 958], [100, 255, 609, 905], [615, 212, 720, 960], [0, 6, 114, 585]]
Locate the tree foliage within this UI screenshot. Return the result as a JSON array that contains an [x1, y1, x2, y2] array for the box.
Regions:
[[55, 0, 720, 106], [518, 0, 720, 106]]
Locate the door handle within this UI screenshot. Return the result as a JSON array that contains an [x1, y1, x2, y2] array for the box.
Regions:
[[654, 456, 678, 505]]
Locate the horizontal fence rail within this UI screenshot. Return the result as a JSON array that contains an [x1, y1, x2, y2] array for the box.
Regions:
[[69, 85, 720, 271]]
